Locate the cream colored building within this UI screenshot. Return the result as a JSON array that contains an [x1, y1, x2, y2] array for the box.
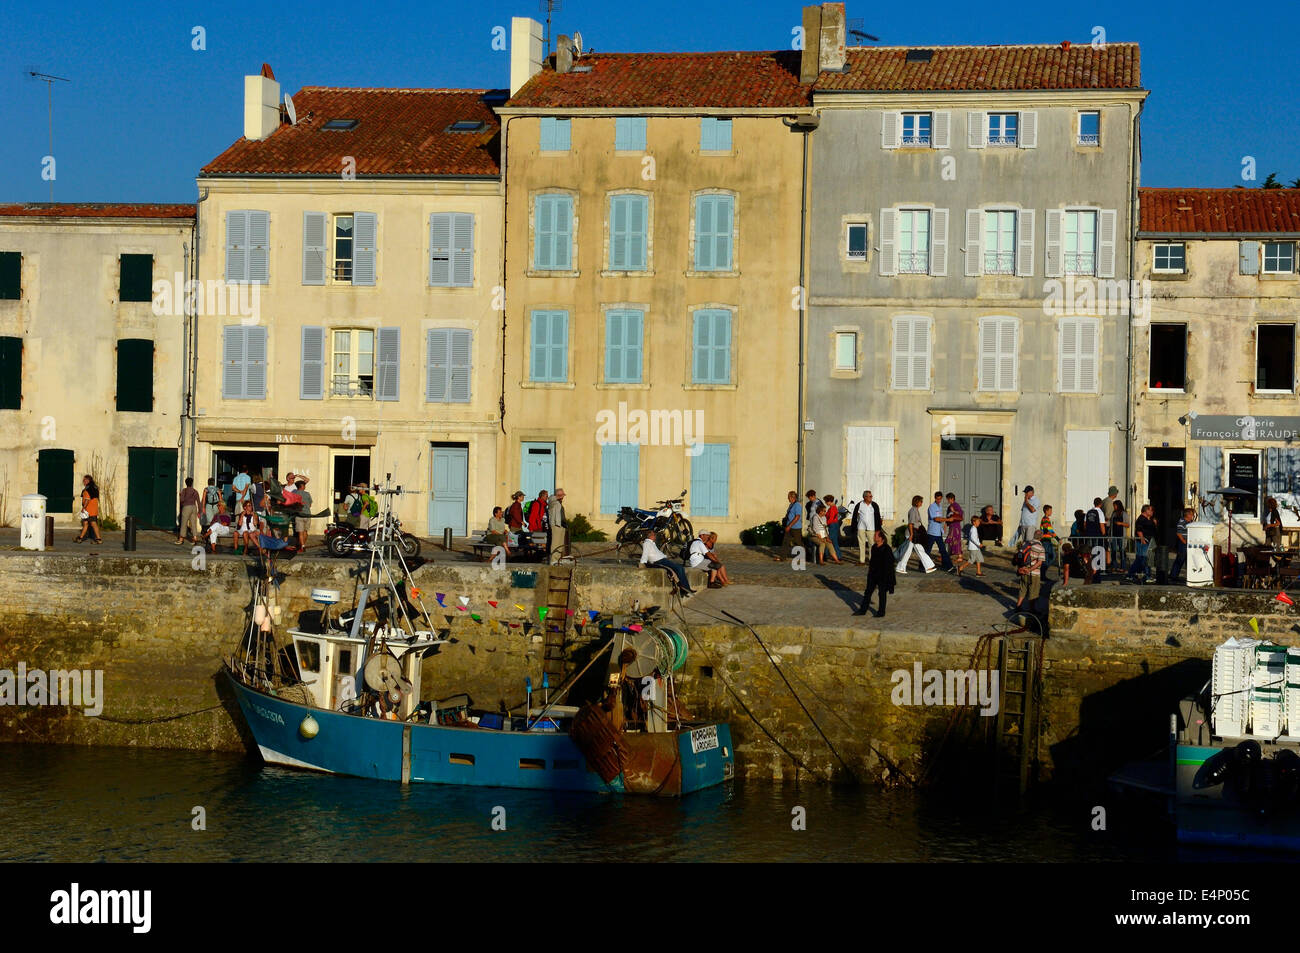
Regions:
[[0, 203, 194, 528], [497, 19, 810, 535], [194, 69, 503, 536], [1133, 187, 1300, 548]]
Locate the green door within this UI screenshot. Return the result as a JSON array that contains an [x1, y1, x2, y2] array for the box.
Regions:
[[37, 449, 75, 513], [127, 447, 178, 529]]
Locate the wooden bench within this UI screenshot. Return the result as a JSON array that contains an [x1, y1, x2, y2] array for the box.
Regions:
[[468, 531, 547, 561]]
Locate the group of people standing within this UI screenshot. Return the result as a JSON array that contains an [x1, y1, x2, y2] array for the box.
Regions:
[[187, 468, 315, 554], [488, 487, 568, 564]]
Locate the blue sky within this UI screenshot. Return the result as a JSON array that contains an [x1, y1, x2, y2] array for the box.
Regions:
[[0, 0, 1295, 202]]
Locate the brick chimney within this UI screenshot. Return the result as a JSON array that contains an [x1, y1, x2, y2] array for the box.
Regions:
[[510, 17, 544, 96], [801, 3, 846, 84], [244, 64, 280, 141]]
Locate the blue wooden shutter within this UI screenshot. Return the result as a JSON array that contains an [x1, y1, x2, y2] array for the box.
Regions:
[[427, 329, 449, 401], [302, 212, 327, 285], [300, 326, 325, 399], [245, 326, 267, 399], [693, 310, 730, 384], [352, 212, 377, 285], [692, 310, 710, 382], [549, 311, 568, 381], [701, 117, 730, 151], [600, 443, 639, 514], [691, 444, 730, 517], [541, 117, 571, 151], [531, 311, 567, 382], [553, 196, 572, 269], [615, 117, 646, 151], [610, 195, 629, 270], [451, 214, 474, 286], [535, 195, 571, 270], [222, 326, 245, 398], [627, 195, 646, 270], [225, 211, 248, 282], [530, 311, 549, 381], [429, 213, 452, 285], [1199, 446, 1223, 522], [695, 196, 715, 270], [375, 327, 400, 401], [449, 329, 471, 402], [247, 211, 270, 283], [713, 195, 733, 269], [605, 309, 643, 383]]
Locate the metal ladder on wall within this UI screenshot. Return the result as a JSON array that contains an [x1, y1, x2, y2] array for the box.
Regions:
[[542, 565, 573, 681], [992, 633, 1043, 798]]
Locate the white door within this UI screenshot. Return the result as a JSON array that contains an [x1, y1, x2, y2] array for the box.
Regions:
[[845, 426, 896, 518], [1065, 430, 1111, 519]]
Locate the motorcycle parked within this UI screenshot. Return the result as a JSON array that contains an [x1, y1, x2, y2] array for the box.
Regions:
[[615, 490, 694, 556], [325, 513, 422, 559]]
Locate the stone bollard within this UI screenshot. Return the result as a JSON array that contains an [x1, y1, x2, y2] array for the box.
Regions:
[[124, 515, 138, 551], [44, 515, 54, 548]]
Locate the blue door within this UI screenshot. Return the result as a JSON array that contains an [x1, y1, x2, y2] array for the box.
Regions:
[[521, 442, 555, 500], [429, 445, 468, 536]]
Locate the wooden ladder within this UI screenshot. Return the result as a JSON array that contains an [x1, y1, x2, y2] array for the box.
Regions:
[[992, 634, 1042, 799], [542, 565, 573, 680]]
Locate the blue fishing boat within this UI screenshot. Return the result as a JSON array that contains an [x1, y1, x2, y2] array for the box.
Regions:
[[224, 484, 734, 796]]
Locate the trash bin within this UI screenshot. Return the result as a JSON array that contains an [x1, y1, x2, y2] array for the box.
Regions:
[[1186, 521, 1214, 587], [20, 494, 46, 551]]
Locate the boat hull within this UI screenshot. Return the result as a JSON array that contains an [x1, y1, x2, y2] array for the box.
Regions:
[[227, 671, 733, 796], [1175, 742, 1300, 850]]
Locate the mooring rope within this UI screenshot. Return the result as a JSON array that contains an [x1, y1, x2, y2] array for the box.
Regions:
[[93, 703, 226, 725]]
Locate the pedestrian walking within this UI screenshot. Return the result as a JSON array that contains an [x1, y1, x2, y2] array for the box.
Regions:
[[1014, 529, 1046, 612], [1169, 507, 1193, 582], [779, 490, 802, 559], [75, 474, 102, 544], [896, 495, 936, 574], [176, 477, 201, 544], [1013, 486, 1040, 549], [925, 491, 954, 572], [853, 529, 897, 617], [202, 478, 221, 530], [852, 490, 883, 565], [944, 492, 967, 575], [824, 494, 843, 561], [548, 488, 568, 564], [967, 516, 986, 576], [505, 491, 526, 532], [294, 478, 314, 549], [1129, 503, 1157, 583], [1040, 504, 1059, 579]]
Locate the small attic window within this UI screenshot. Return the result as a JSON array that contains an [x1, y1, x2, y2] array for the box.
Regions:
[[905, 49, 934, 63], [448, 120, 486, 132], [323, 119, 358, 131]]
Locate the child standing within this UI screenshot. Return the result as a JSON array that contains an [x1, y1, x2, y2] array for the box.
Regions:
[[1040, 505, 1059, 580], [967, 515, 986, 576]]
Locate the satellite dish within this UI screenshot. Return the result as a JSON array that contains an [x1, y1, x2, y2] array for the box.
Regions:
[[284, 94, 297, 125], [572, 31, 583, 57]]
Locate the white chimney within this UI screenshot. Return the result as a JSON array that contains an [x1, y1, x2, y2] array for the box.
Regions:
[[244, 65, 281, 141], [510, 18, 544, 96]]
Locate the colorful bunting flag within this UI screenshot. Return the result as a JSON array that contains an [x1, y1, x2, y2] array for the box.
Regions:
[[435, 593, 446, 607], [588, 610, 599, 622], [488, 601, 498, 608], [628, 623, 642, 632], [514, 604, 527, 613], [459, 596, 470, 606], [471, 613, 482, 622], [1249, 617, 1260, 635], [538, 607, 549, 621]]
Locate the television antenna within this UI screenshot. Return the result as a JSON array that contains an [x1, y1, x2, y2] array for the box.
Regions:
[[847, 18, 880, 43], [539, 0, 562, 56], [27, 68, 71, 201], [284, 93, 298, 125]]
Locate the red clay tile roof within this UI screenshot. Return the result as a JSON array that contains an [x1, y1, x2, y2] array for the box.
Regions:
[[202, 88, 502, 177], [507, 52, 810, 109], [1140, 188, 1300, 234], [818, 44, 1141, 92], [0, 203, 195, 218]]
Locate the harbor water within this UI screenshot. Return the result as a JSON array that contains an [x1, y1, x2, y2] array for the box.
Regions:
[[0, 743, 1176, 863]]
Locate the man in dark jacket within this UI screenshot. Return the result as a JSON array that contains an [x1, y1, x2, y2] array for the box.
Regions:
[[853, 528, 897, 618], [850, 490, 884, 565]]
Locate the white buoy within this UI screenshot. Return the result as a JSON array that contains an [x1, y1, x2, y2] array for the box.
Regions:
[[299, 714, 319, 739]]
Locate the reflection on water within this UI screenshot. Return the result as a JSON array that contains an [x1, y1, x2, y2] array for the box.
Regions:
[[0, 744, 1172, 862]]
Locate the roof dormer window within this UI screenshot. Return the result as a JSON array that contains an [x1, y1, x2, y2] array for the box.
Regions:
[[448, 120, 485, 132], [323, 118, 358, 131]]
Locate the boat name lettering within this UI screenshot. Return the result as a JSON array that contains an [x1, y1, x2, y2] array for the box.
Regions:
[[689, 725, 718, 754], [253, 704, 285, 725]]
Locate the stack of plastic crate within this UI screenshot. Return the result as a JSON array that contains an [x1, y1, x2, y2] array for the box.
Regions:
[[1286, 647, 1300, 739], [1212, 638, 1255, 738], [1252, 644, 1287, 737]]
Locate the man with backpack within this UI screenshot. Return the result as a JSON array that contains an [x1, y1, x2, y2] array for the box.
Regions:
[[527, 490, 550, 535], [1013, 529, 1046, 613]]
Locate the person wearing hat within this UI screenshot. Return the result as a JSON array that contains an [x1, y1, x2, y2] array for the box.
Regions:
[[1013, 485, 1040, 549], [688, 531, 729, 587]]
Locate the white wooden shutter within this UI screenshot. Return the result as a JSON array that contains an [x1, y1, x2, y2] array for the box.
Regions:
[[1060, 318, 1097, 392], [300, 326, 325, 400], [1059, 320, 1078, 392], [932, 111, 951, 149], [968, 111, 986, 148], [891, 317, 910, 389], [881, 111, 900, 149], [302, 212, 327, 285], [244, 326, 267, 399], [1078, 318, 1098, 391], [247, 211, 270, 283], [929, 208, 949, 276], [225, 211, 248, 282], [1045, 209, 1063, 277], [965, 209, 982, 276], [1016, 209, 1035, 276], [879, 208, 897, 276], [979, 319, 998, 391], [429, 214, 451, 286], [222, 326, 245, 398], [998, 319, 1018, 391], [449, 329, 471, 402], [1097, 208, 1117, 278], [892, 316, 930, 391], [1066, 430, 1111, 519], [375, 327, 400, 401], [845, 426, 896, 520], [912, 319, 931, 391], [1019, 111, 1037, 148], [451, 213, 474, 286], [426, 329, 449, 401], [352, 211, 377, 285]]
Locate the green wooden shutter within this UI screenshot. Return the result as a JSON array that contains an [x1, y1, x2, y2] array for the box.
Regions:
[[0, 252, 20, 300], [116, 339, 154, 412], [38, 449, 75, 513], [0, 336, 21, 409], [119, 254, 154, 302]]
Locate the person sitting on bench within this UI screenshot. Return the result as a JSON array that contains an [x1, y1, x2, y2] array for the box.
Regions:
[[639, 528, 694, 596]]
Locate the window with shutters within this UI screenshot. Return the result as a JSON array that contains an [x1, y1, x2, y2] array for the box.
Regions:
[[901, 112, 931, 147], [835, 331, 857, 371], [222, 325, 267, 400], [700, 118, 732, 152], [116, 339, 154, 411], [530, 310, 569, 383], [1077, 111, 1101, 146], [426, 328, 472, 403], [331, 329, 375, 398], [0, 336, 22, 409], [891, 315, 931, 391], [604, 309, 644, 384], [1149, 324, 1187, 390], [607, 193, 649, 272], [977, 318, 1018, 392], [1263, 242, 1296, 275], [532, 193, 575, 272], [983, 211, 1016, 274], [898, 209, 930, 274], [328, 212, 378, 284], [540, 117, 571, 152], [599, 443, 640, 514], [1063, 210, 1097, 275], [225, 210, 270, 283], [119, 254, 154, 302], [846, 223, 868, 261], [1058, 318, 1099, 393], [615, 117, 647, 152], [1257, 324, 1295, 393], [692, 193, 735, 272], [691, 309, 732, 385], [429, 212, 475, 287], [690, 444, 730, 518], [333, 215, 353, 281], [0, 252, 20, 299], [987, 113, 1018, 146], [1153, 243, 1186, 274]]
